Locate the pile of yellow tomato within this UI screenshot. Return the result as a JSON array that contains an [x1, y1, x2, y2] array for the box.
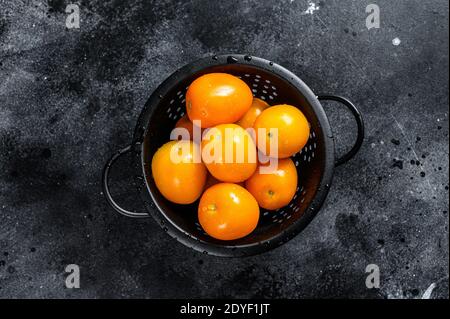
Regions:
[[151, 73, 310, 241]]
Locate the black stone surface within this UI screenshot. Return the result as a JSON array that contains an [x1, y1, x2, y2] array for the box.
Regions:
[[0, 0, 448, 298]]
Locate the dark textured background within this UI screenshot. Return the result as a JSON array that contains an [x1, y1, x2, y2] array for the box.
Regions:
[[0, 0, 448, 298]]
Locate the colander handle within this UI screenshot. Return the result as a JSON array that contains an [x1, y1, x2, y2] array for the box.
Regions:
[[318, 95, 364, 166], [102, 145, 149, 218]]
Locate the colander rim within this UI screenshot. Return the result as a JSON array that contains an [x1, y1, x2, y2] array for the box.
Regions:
[[131, 54, 335, 257]]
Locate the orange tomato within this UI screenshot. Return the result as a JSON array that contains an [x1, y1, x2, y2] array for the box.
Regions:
[[254, 104, 310, 158], [198, 183, 259, 240], [236, 97, 269, 129], [186, 73, 253, 128], [174, 115, 202, 141], [201, 124, 257, 183], [151, 140, 206, 204], [245, 158, 298, 210]]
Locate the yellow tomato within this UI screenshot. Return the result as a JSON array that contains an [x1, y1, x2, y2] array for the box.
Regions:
[[151, 140, 206, 204], [201, 124, 257, 183]]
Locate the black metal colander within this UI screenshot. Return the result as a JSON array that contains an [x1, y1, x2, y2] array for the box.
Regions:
[[102, 54, 364, 257]]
